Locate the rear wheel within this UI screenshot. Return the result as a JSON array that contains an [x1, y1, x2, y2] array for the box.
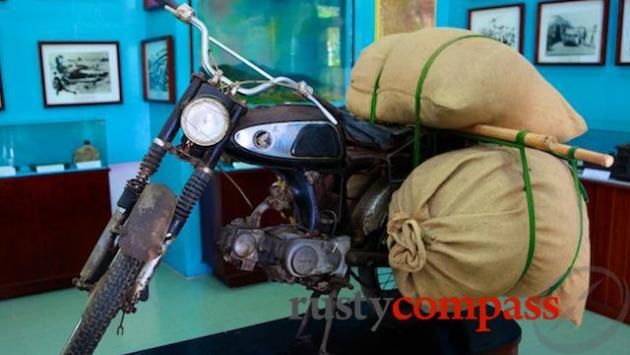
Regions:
[[61, 252, 143, 355], [357, 227, 400, 300]]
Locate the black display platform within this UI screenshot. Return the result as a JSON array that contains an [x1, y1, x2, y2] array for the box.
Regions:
[[127, 303, 521, 355]]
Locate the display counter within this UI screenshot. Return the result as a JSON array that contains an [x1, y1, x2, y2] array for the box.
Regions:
[[581, 175, 630, 325], [0, 168, 111, 298]]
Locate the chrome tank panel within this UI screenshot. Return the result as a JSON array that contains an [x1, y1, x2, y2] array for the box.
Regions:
[[233, 121, 336, 160]]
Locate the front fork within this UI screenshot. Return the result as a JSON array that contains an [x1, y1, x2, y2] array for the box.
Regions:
[[76, 76, 209, 290], [131, 98, 246, 299]]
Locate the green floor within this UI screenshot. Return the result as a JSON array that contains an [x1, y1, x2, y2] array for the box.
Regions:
[[1, 267, 628, 354]]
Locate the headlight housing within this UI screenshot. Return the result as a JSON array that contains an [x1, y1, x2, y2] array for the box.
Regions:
[[180, 97, 230, 146]]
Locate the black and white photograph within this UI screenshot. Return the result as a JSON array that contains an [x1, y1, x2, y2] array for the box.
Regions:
[[142, 36, 175, 102], [469, 4, 525, 53], [617, 0, 630, 64], [536, 0, 609, 64], [38, 42, 122, 107]]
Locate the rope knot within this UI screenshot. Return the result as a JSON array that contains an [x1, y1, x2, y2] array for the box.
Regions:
[[386, 212, 427, 272]]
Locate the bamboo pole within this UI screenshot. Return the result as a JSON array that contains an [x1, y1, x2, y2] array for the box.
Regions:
[[462, 124, 559, 151], [552, 145, 615, 168], [461, 124, 614, 168]]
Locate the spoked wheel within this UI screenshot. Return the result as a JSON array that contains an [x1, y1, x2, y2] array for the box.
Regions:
[[61, 252, 143, 355]]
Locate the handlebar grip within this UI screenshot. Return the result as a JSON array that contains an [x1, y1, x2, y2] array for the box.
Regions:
[[157, 0, 180, 9]]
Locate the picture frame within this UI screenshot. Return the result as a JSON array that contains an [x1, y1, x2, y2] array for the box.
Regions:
[[536, 0, 609, 65], [617, 0, 630, 64], [141, 36, 176, 103], [144, 0, 162, 10], [468, 4, 525, 53], [38, 42, 123, 107]]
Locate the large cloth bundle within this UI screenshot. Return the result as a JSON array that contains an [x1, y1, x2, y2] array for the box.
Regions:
[[346, 28, 587, 142], [387, 144, 589, 324]]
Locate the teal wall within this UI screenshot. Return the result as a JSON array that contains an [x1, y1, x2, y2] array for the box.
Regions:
[[436, 0, 630, 142], [0, 0, 150, 164]]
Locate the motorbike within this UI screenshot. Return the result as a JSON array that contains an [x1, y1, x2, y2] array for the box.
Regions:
[[62, 1, 447, 353]]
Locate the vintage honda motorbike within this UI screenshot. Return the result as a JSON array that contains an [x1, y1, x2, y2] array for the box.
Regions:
[[61, 1, 439, 354]]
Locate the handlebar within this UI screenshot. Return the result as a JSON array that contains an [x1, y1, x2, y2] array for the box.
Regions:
[[158, 1, 338, 125]]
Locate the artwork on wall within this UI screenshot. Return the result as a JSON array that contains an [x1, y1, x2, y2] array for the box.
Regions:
[[141, 36, 175, 102], [144, 0, 162, 10], [38, 42, 122, 107], [536, 0, 609, 65], [375, 0, 435, 38], [468, 4, 525, 53], [618, 0, 630, 64]]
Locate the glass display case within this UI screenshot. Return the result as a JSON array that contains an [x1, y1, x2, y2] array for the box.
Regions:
[[0, 119, 107, 177], [196, 0, 351, 104]]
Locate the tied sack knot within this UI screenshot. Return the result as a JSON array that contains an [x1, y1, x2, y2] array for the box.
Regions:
[[387, 212, 427, 273]]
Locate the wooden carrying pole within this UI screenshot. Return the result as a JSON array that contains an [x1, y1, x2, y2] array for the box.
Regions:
[[462, 124, 614, 168]]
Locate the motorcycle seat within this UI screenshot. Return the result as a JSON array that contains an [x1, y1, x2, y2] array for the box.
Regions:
[[338, 109, 412, 150]]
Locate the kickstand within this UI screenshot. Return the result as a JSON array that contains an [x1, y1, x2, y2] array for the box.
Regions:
[[318, 289, 339, 355], [295, 291, 321, 341]]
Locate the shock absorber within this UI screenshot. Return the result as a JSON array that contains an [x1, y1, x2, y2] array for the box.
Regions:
[[168, 168, 213, 238], [118, 142, 168, 210]]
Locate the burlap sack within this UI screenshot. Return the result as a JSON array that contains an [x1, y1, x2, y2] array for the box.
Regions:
[[346, 28, 587, 142], [387, 144, 589, 325]]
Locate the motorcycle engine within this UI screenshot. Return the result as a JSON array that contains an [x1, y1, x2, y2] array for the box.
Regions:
[[218, 221, 350, 286]]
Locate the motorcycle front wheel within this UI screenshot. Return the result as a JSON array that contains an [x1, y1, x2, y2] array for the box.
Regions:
[[61, 252, 143, 355]]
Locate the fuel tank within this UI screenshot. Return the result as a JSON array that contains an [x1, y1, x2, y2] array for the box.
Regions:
[[226, 104, 344, 169]]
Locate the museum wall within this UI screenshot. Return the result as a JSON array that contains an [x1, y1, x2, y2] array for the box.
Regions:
[[436, 0, 630, 135], [0, 0, 151, 164]]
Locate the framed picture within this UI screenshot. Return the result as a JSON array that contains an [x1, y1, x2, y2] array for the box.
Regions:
[[38, 42, 122, 107], [142, 36, 175, 103], [617, 0, 630, 64], [536, 0, 609, 65], [145, 0, 161, 10], [469, 4, 525, 53]]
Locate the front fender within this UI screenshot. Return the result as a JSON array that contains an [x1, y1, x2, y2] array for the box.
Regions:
[[119, 184, 177, 262]]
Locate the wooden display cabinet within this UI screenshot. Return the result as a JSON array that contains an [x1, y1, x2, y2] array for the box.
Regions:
[[582, 178, 630, 325], [0, 169, 112, 299]]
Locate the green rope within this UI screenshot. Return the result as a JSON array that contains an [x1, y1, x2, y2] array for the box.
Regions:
[[412, 34, 487, 167], [456, 131, 587, 295], [540, 146, 585, 297], [452, 130, 537, 280], [515, 130, 537, 282], [369, 68, 384, 124]]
